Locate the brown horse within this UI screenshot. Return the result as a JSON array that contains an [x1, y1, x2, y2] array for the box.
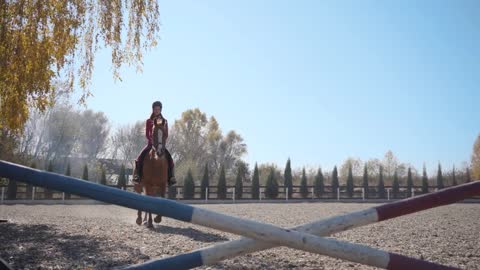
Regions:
[[134, 117, 169, 228]]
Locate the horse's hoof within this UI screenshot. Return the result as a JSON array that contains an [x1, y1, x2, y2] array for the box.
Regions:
[[147, 222, 154, 229], [154, 215, 162, 223], [136, 217, 142, 225]]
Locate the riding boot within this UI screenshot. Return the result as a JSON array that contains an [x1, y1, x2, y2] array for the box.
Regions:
[[164, 149, 176, 186], [168, 165, 176, 186], [133, 160, 142, 184]]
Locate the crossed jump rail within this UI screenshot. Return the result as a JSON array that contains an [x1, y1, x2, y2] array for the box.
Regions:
[[1, 160, 477, 270]]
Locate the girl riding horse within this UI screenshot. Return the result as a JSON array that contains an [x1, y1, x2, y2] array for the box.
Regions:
[[133, 101, 176, 186]]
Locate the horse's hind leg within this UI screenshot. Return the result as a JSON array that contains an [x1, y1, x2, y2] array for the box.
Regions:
[[154, 214, 162, 223]]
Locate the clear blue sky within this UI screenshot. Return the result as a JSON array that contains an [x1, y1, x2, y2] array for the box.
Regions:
[[83, 0, 480, 173]]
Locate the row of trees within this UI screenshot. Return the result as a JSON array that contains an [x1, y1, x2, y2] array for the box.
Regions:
[[3, 156, 474, 200], [179, 158, 473, 200]]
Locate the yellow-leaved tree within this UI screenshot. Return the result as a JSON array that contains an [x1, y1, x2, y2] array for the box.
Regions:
[[472, 134, 480, 180], [0, 0, 160, 131]]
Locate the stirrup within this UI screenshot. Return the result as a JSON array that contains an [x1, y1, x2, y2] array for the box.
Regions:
[[133, 174, 141, 184], [168, 176, 177, 186]]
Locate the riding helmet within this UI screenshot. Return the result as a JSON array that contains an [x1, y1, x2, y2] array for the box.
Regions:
[[152, 101, 162, 109]]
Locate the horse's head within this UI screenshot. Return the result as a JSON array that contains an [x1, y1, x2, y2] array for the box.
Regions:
[[152, 117, 165, 157]]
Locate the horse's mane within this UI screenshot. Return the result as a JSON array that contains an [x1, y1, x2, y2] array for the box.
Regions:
[[148, 148, 157, 159], [150, 120, 166, 159]]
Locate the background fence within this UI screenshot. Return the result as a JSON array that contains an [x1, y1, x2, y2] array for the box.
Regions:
[[2, 183, 480, 201]]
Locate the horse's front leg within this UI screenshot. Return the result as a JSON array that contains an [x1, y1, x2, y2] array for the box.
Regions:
[[134, 183, 143, 225], [136, 210, 142, 225], [153, 186, 163, 223], [148, 212, 153, 228], [144, 186, 154, 228]]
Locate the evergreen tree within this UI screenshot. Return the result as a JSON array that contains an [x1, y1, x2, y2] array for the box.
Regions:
[[466, 168, 471, 183], [378, 165, 385, 199], [452, 165, 457, 186], [346, 164, 354, 198], [64, 161, 72, 199], [251, 163, 260, 199], [82, 164, 89, 181], [65, 162, 71, 176], [117, 164, 126, 189], [6, 176, 17, 200], [407, 167, 413, 197], [284, 158, 293, 198], [183, 169, 195, 199], [265, 168, 279, 199], [100, 167, 107, 185], [422, 164, 429, 194], [200, 163, 209, 199], [392, 170, 399, 199], [44, 160, 55, 199], [331, 166, 339, 198], [362, 164, 369, 199], [25, 162, 37, 198], [437, 163, 444, 190], [235, 165, 244, 199], [217, 165, 227, 199], [314, 167, 324, 198], [300, 168, 309, 198]]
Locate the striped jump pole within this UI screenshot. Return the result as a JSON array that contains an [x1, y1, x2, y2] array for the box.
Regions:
[[1, 160, 453, 270], [131, 181, 480, 270]]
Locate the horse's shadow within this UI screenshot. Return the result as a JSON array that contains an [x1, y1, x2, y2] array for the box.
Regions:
[[152, 224, 229, 243]]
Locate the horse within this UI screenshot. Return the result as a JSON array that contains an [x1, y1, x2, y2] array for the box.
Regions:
[[134, 117, 169, 228]]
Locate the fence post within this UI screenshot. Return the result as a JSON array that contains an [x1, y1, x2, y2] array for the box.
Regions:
[[337, 188, 340, 201], [362, 188, 365, 201], [1, 187, 4, 204], [62, 192, 65, 202], [177, 187, 181, 199], [233, 187, 235, 204], [412, 189, 415, 198], [387, 188, 390, 201], [311, 187, 314, 200], [286, 187, 288, 201], [205, 187, 208, 202], [32, 186, 36, 200]]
